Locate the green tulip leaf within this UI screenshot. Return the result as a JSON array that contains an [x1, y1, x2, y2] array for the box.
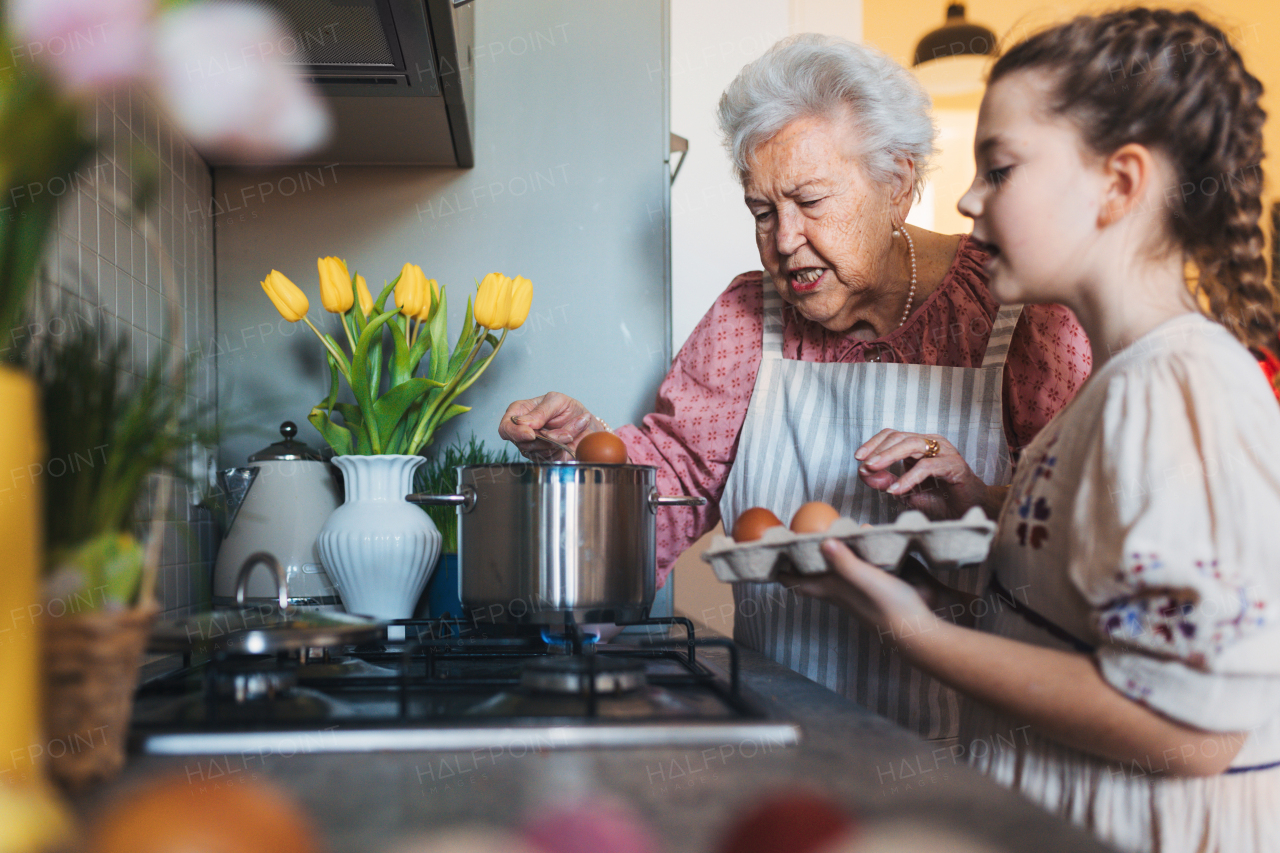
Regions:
[[428, 290, 450, 384], [388, 316, 412, 387], [354, 424, 374, 455], [350, 308, 399, 448], [333, 402, 364, 428], [309, 408, 354, 457], [449, 302, 478, 368], [319, 350, 342, 413], [462, 293, 475, 332], [407, 314, 433, 376], [373, 377, 438, 447], [373, 278, 398, 314], [350, 273, 369, 335], [431, 402, 471, 434]]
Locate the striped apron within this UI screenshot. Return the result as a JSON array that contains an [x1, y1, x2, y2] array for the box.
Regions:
[[722, 283, 1022, 739]]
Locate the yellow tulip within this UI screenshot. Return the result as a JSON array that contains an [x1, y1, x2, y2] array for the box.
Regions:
[[395, 263, 428, 318], [507, 275, 533, 330], [355, 273, 373, 317], [475, 272, 514, 329], [416, 278, 440, 322], [317, 256, 353, 313], [261, 270, 309, 322], [473, 272, 500, 328]]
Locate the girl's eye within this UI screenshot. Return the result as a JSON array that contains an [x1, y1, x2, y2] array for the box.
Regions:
[[986, 166, 1012, 189]]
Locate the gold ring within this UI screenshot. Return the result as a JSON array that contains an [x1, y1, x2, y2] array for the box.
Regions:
[[923, 437, 940, 458]]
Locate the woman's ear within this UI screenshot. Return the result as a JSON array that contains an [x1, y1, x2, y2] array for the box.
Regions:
[[890, 156, 916, 222], [1099, 143, 1158, 227]]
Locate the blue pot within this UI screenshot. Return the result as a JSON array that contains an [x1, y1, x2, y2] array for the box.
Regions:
[[423, 552, 461, 619]]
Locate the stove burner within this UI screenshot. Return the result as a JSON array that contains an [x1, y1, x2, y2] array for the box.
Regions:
[[540, 628, 598, 655], [216, 659, 297, 703], [520, 656, 647, 695]]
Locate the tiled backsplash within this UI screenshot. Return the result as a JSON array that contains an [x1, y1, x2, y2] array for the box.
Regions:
[[36, 89, 216, 619]]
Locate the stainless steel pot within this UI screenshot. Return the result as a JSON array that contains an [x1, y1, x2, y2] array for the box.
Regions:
[[407, 462, 704, 624]]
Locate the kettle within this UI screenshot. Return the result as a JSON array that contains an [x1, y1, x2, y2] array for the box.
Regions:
[[212, 422, 343, 611]]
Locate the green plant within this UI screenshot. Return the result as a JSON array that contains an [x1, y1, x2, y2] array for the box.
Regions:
[[413, 434, 515, 553], [30, 317, 201, 608]]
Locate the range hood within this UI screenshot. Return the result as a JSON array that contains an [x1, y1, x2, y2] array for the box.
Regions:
[[215, 0, 475, 167]]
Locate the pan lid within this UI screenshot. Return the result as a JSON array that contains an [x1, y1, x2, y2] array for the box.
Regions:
[[150, 552, 383, 654]]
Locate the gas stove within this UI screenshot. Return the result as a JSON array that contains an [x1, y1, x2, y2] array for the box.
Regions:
[[129, 617, 801, 754]]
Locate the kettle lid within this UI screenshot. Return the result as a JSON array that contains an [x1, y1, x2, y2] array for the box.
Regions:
[[249, 422, 324, 462]]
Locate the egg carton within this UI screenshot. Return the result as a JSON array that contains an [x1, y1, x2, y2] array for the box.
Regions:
[[701, 506, 996, 583]]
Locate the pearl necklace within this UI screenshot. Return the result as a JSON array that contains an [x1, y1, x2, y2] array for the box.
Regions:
[[896, 226, 918, 326], [868, 227, 918, 363]]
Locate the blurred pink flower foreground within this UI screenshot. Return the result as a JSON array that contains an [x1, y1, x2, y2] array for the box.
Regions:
[[6, 0, 330, 159]]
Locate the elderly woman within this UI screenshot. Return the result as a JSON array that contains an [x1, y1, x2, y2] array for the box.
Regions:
[[499, 34, 1090, 740]]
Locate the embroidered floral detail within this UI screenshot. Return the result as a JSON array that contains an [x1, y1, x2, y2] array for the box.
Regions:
[[1011, 437, 1057, 552], [1100, 590, 1198, 645], [1014, 521, 1050, 549], [1099, 573, 1272, 659], [1193, 558, 1224, 581], [1013, 467, 1054, 548], [1032, 497, 1050, 520], [1123, 677, 1153, 702]]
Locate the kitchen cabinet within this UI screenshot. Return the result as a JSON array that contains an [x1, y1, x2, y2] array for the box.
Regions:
[[84, 646, 1110, 852]]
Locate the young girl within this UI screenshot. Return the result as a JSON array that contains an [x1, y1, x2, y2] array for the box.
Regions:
[[784, 9, 1280, 852]]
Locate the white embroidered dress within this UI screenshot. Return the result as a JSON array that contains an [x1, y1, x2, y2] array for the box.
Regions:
[[962, 314, 1280, 852]]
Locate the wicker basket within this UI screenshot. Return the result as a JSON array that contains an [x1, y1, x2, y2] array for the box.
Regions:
[[39, 603, 157, 791]]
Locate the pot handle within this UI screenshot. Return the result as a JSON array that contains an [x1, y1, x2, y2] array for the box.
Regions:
[[649, 490, 708, 510], [235, 552, 290, 613], [405, 487, 476, 512]]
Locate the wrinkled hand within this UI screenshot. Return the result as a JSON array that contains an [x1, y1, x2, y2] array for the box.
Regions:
[[855, 430, 989, 520], [498, 392, 596, 461], [778, 540, 939, 652]]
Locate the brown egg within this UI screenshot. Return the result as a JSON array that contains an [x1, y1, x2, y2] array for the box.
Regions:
[[732, 507, 784, 542], [88, 773, 321, 853], [576, 431, 628, 464], [790, 501, 840, 534]]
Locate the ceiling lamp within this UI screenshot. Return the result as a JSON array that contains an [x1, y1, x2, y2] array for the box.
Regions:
[[911, 3, 998, 96]]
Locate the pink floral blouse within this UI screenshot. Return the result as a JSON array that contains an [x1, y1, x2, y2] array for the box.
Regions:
[[615, 237, 1093, 585]]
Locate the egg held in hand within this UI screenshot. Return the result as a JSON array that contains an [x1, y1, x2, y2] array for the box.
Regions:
[[789, 500, 840, 534], [576, 431, 628, 464], [732, 507, 784, 542]]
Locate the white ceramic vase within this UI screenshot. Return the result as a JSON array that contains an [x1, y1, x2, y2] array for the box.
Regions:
[[317, 454, 439, 620]]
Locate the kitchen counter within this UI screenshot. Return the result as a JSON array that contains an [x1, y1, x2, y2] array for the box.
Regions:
[[87, 645, 1111, 852]]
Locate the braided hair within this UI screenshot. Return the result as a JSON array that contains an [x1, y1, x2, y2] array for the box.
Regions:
[[990, 8, 1277, 349]]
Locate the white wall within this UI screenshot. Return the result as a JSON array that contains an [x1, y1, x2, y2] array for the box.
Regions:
[[789, 0, 863, 39], [668, 1, 786, 350]]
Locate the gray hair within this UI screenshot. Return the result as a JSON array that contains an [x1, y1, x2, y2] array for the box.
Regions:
[[718, 34, 936, 199]]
